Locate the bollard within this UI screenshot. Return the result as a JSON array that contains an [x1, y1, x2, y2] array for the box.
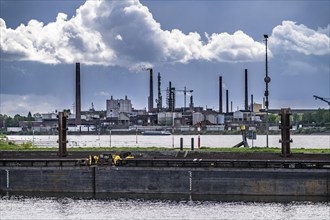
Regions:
[[191, 138, 194, 151], [58, 111, 68, 157], [279, 108, 292, 157], [180, 138, 183, 151]]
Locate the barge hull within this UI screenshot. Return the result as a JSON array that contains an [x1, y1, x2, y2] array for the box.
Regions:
[[1, 167, 329, 197]]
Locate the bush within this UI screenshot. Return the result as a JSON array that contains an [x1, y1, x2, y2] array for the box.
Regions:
[[21, 141, 33, 149]]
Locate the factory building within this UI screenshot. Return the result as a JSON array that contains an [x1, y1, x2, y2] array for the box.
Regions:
[[106, 96, 132, 118], [157, 112, 182, 126]]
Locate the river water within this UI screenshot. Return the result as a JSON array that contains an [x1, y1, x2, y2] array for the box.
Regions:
[[3, 135, 329, 219], [0, 196, 329, 220], [7, 134, 330, 148]]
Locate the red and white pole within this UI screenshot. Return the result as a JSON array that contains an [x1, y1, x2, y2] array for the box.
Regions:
[[198, 124, 201, 149]]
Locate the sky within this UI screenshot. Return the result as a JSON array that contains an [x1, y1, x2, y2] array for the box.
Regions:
[[0, 0, 329, 116]]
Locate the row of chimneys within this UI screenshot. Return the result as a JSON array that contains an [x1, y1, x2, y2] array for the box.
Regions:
[[219, 69, 252, 114], [75, 64, 253, 125], [148, 68, 252, 114]]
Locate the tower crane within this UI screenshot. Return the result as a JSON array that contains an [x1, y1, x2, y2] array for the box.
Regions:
[[313, 95, 330, 106], [166, 83, 193, 112], [175, 87, 194, 112]]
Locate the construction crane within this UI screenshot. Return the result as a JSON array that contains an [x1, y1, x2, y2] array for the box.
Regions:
[[313, 95, 330, 106], [166, 84, 193, 112], [175, 87, 194, 112]]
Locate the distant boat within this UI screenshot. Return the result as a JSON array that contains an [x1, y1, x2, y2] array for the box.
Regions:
[[142, 131, 171, 136]]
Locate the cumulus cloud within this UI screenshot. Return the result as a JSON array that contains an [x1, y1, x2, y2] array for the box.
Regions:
[[204, 31, 265, 62], [0, 94, 59, 116], [0, 1, 328, 68], [270, 21, 330, 56], [0, 2, 115, 65], [317, 24, 330, 36]]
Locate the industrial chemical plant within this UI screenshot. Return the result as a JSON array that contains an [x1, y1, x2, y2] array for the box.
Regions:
[[5, 62, 320, 135], [3, 32, 328, 135]]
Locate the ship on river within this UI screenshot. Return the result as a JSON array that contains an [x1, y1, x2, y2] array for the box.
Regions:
[[142, 130, 171, 135]]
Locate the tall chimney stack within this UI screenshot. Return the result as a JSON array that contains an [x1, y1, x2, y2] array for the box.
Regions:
[[148, 68, 154, 112], [251, 94, 254, 112], [245, 69, 249, 111], [226, 89, 229, 113], [75, 63, 81, 125], [157, 72, 162, 112], [168, 81, 172, 111], [190, 95, 194, 112], [219, 76, 223, 113]]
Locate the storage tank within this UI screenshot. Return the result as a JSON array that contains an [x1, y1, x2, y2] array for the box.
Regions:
[[216, 114, 225, 125], [206, 114, 217, 124], [192, 112, 204, 125]]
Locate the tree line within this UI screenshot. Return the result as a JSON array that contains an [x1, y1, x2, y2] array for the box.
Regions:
[[0, 112, 34, 128], [267, 109, 330, 127]]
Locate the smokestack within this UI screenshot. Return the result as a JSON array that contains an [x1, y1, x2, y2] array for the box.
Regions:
[[226, 89, 229, 113], [167, 81, 176, 112], [172, 86, 175, 112], [75, 63, 81, 125], [148, 68, 154, 112], [245, 69, 248, 111], [219, 76, 223, 113], [168, 81, 172, 112], [157, 72, 162, 112], [251, 94, 254, 112], [190, 95, 194, 112]]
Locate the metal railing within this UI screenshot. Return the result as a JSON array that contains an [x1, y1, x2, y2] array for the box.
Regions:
[[1, 158, 329, 169], [118, 158, 330, 169]]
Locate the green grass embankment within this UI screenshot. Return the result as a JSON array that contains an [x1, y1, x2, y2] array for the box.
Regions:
[[0, 140, 329, 153]]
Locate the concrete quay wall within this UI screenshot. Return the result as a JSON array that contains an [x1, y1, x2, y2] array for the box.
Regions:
[[0, 167, 329, 197]]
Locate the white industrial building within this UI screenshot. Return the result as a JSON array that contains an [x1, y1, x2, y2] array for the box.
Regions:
[[106, 96, 132, 118], [192, 112, 204, 125], [157, 112, 182, 126]]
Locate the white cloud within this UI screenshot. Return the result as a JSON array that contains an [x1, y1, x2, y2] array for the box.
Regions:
[[270, 21, 330, 56], [317, 24, 330, 36], [115, 34, 123, 41], [95, 91, 110, 97], [1, 1, 328, 68], [203, 31, 265, 62], [0, 94, 60, 116]]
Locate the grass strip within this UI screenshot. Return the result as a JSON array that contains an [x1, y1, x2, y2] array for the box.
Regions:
[[0, 141, 329, 153]]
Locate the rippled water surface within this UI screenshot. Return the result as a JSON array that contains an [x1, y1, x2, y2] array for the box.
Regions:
[[0, 196, 329, 220]]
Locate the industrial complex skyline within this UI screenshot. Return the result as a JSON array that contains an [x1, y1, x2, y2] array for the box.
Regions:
[[1, 0, 329, 116]]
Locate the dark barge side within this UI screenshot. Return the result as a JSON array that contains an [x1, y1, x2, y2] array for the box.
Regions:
[[0, 150, 329, 200]]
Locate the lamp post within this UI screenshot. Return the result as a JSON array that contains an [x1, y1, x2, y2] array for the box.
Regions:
[[264, 34, 271, 148]]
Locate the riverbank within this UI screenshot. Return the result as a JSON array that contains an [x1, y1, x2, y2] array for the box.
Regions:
[[1, 141, 330, 154], [3, 134, 330, 149], [2, 129, 330, 136]]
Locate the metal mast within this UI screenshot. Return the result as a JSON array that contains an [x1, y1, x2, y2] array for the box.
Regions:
[[264, 34, 271, 148]]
